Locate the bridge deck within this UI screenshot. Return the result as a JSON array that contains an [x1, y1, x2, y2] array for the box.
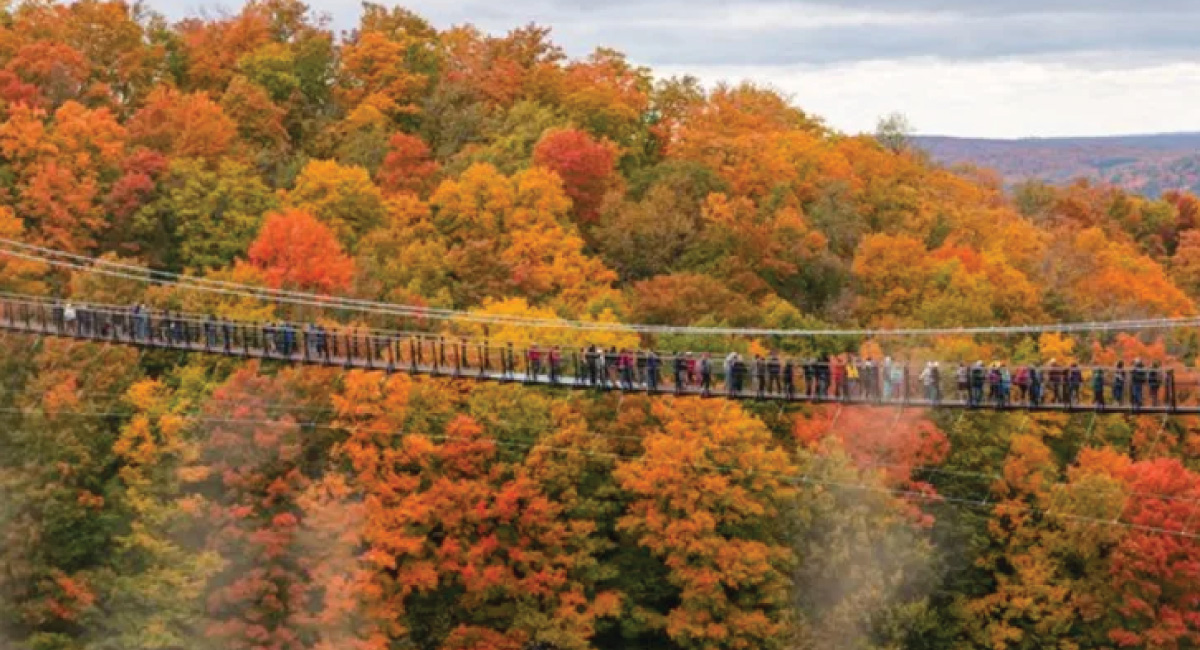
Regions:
[[1, 300, 1195, 415]]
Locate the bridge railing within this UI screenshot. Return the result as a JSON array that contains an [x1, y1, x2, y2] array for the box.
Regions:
[[0, 295, 1195, 411]]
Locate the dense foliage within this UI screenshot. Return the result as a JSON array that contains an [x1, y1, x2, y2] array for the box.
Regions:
[[1, 2, 1199, 649]]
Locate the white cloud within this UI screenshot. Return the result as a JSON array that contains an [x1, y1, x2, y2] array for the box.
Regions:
[[146, 0, 1200, 137], [658, 58, 1200, 137]]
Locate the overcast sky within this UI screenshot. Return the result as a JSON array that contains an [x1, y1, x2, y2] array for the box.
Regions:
[[163, 0, 1200, 138]]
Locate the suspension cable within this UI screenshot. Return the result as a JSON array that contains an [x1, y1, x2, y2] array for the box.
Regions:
[[5, 239, 1200, 337]]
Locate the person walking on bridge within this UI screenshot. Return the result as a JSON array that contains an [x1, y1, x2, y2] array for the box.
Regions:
[[619, 349, 635, 390], [1046, 360, 1063, 404], [803, 359, 816, 398], [783, 357, 795, 399], [1092, 367, 1106, 409], [987, 363, 1001, 406], [1112, 360, 1126, 405], [646, 349, 660, 392], [1067, 363, 1083, 406], [700, 352, 713, 396], [204, 315, 216, 349], [832, 357, 846, 401], [549, 345, 562, 385], [733, 353, 747, 395], [1014, 365, 1030, 403], [767, 352, 782, 395], [920, 362, 936, 403], [1000, 363, 1012, 406], [817, 356, 831, 399], [969, 361, 985, 407], [674, 352, 687, 394], [754, 355, 767, 399], [1028, 365, 1042, 406], [1131, 359, 1146, 410], [1148, 362, 1162, 407], [846, 357, 859, 399], [528, 343, 543, 380], [585, 345, 599, 386]]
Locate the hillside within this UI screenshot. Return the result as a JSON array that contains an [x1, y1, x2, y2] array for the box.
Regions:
[[916, 133, 1200, 196], [0, 2, 1199, 650]]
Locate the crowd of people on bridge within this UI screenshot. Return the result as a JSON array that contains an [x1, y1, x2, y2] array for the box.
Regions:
[[5, 299, 1182, 411]]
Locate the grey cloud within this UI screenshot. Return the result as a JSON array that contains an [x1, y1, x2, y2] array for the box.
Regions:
[[593, 13, 1200, 65], [381, 0, 1200, 65], [176, 0, 1200, 68]]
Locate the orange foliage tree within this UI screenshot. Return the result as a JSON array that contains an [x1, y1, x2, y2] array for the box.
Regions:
[[615, 399, 795, 649], [247, 209, 356, 292]]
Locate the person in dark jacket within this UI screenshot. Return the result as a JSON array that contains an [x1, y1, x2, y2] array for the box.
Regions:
[[646, 350, 660, 392], [1148, 362, 1162, 406], [803, 359, 816, 397], [204, 314, 216, 348], [987, 363, 1001, 406], [700, 353, 713, 396], [222, 317, 233, 353], [283, 322, 296, 358], [585, 345, 600, 386], [1029, 365, 1043, 406], [549, 346, 562, 384], [674, 352, 687, 395], [262, 322, 274, 356], [766, 353, 782, 395], [1067, 363, 1083, 406], [1131, 359, 1146, 410], [969, 361, 985, 407], [1092, 367, 1105, 409], [816, 357, 831, 399], [732, 354, 746, 394], [783, 357, 795, 399], [1046, 361, 1063, 404], [1112, 360, 1126, 405]]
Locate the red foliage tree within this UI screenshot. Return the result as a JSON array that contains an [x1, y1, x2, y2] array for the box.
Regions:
[[1107, 458, 1200, 649], [532, 127, 618, 223], [376, 132, 439, 196]]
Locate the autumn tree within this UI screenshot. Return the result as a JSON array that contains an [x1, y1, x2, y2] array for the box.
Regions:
[[133, 158, 278, 271], [376, 132, 440, 196], [248, 208, 356, 292], [615, 399, 795, 650], [127, 86, 238, 161], [532, 128, 620, 224], [287, 159, 388, 248]]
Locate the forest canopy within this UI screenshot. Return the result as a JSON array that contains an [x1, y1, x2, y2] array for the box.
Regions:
[[0, 2, 1198, 649]]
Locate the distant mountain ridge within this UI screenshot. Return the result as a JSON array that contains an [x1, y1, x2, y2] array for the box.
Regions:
[[914, 132, 1200, 197]]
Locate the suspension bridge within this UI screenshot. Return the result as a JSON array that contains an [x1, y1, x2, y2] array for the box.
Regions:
[[1, 294, 1195, 415]]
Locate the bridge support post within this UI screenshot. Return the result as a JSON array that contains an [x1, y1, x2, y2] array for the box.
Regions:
[[454, 338, 463, 377]]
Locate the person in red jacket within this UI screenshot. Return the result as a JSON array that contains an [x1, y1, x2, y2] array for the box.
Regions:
[[528, 343, 542, 380], [831, 356, 846, 400], [548, 345, 561, 384]]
